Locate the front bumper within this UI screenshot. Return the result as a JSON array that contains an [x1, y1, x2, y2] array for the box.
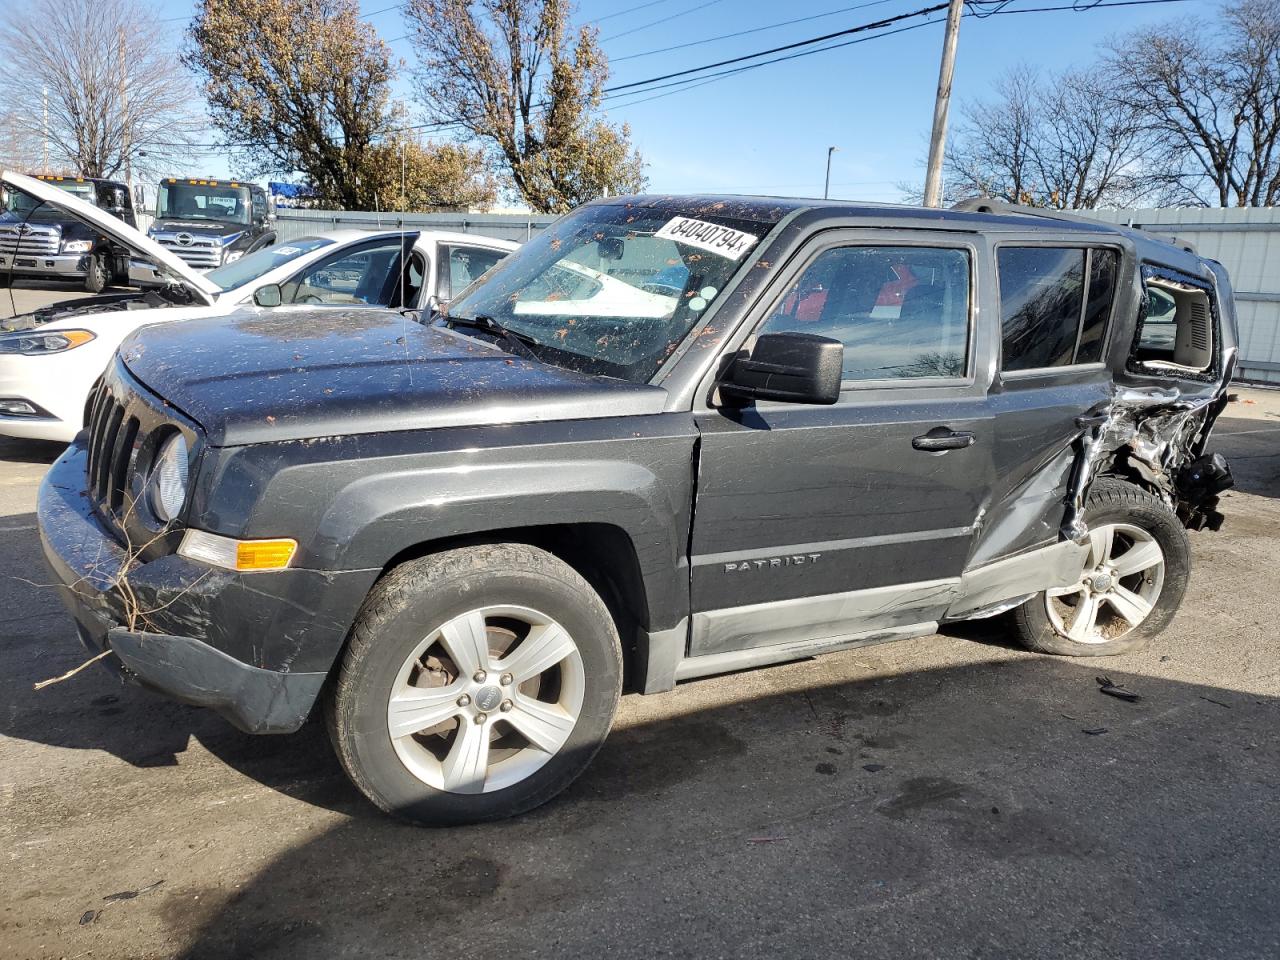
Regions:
[[0, 252, 88, 280], [37, 440, 330, 733]]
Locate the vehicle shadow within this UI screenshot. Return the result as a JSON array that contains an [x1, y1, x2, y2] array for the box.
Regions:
[[162, 658, 1280, 960]]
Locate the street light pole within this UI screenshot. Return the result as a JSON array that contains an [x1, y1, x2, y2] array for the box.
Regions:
[[923, 0, 965, 208], [824, 146, 839, 199]]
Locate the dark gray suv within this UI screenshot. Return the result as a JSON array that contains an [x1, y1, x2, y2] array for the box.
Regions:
[[37, 195, 1237, 825]]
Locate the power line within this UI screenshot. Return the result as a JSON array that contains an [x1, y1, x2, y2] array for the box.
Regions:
[[606, 2, 950, 94], [601, 0, 727, 42], [146, 0, 1197, 148], [588, 0, 680, 24], [611, 0, 905, 62]]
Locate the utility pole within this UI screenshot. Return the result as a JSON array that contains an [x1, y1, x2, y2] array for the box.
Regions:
[[824, 146, 839, 199], [923, 0, 964, 208]]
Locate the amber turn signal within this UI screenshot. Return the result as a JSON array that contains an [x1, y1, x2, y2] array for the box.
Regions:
[[178, 530, 298, 572]]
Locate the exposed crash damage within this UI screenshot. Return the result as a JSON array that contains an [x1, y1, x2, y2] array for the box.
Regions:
[[37, 194, 1239, 825]]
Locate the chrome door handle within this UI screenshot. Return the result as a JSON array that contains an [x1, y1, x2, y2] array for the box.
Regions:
[[912, 428, 976, 452]]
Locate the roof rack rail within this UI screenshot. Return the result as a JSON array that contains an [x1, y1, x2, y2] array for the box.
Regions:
[[950, 197, 1199, 255]]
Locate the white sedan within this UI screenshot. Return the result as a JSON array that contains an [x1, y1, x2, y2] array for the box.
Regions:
[[0, 171, 517, 443]]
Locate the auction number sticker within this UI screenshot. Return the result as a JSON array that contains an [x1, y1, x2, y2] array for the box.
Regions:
[[654, 217, 757, 261]]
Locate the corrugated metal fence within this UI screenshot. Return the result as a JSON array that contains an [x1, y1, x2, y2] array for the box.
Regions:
[[274, 208, 557, 245], [1091, 208, 1280, 385], [277, 205, 1280, 384]]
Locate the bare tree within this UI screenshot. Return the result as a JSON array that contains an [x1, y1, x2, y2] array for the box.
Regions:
[[942, 66, 1152, 208], [0, 0, 204, 181], [1106, 0, 1280, 206], [0, 110, 46, 173], [945, 65, 1041, 205], [404, 0, 646, 213]]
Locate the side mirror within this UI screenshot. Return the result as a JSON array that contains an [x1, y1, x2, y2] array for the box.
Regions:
[[253, 283, 283, 307], [720, 332, 843, 406]]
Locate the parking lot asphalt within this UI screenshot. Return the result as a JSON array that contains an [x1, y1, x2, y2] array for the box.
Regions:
[[2, 339, 1279, 956]]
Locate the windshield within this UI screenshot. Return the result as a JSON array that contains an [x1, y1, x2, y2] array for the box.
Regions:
[[442, 204, 767, 382], [3, 180, 99, 222], [157, 181, 252, 225], [204, 236, 334, 292]]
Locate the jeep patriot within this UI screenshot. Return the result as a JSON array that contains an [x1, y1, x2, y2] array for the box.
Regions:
[[38, 195, 1237, 824]]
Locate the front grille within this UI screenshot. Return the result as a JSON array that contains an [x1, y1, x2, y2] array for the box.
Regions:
[[82, 363, 199, 559], [151, 233, 222, 269], [0, 224, 61, 257], [85, 381, 140, 514]]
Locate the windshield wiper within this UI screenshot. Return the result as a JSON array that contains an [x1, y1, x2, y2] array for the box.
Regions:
[[445, 314, 542, 363]]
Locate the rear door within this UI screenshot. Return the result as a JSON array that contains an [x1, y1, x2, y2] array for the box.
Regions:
[[689, 230, 998, 658], [969, 240, 1122, 566]]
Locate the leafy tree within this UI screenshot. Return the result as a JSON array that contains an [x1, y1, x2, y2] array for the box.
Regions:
[[185, 0, 396, 209], [366, 138, 499, 211], [0, 0, 202, 180], [404, 0, 647, 213]]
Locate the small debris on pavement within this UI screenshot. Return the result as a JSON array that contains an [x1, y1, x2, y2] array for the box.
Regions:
[[1083, 727, 1110, 736], [1199, 695, 1231, 708], [79, 910, 97, 925], [1097, 676, 1142, 702], [747, 836, 788, 844], [103, 880, 164, 903], [862, 763, 885, 773]]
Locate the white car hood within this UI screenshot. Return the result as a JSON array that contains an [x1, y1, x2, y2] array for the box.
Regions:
[[1, 170, 220, 305]]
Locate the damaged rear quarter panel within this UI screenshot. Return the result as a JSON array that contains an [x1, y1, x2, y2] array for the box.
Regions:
[[964, 234, 1237, 573]]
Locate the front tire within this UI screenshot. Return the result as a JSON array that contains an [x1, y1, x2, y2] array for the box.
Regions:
[[83, 252, 107, 293], [1010, 478, 1191, 656], [326, 544, 623, 826]]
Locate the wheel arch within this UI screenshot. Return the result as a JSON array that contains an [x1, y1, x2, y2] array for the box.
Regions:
[[358, 522, 653, 692]]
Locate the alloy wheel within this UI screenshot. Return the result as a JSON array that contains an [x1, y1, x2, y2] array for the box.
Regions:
[[386, 605, 585, 794], [1045, 523, 1165, 644]]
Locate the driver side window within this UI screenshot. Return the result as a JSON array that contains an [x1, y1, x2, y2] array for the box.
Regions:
[[282, 239, 410, 306], [759, 244, 972, 382]]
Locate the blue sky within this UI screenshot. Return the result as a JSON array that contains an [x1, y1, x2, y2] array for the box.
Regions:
[[153, 0, 1219, 203]]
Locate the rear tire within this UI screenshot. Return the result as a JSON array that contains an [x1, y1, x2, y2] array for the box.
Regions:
[[1010, 478, 1190, 657], [83, 252, 107, 293], [326, 544, 623, 826]]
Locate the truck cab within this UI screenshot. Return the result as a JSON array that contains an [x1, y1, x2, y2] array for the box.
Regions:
[[0, 174, 138, 291], [147, 177, 275, 270]]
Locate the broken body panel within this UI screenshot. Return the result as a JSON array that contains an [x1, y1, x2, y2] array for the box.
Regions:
[[36, 194, 1236, 733]]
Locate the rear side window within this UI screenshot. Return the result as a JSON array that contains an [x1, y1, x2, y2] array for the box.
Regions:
[[440, 245, 508, 300], [998, 247, 1118, 371], [759, 245, 971, 381]]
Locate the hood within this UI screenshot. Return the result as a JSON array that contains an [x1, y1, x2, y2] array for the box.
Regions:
[[119, 308, 668, 446], [1, 171, 220, 305], [150, 218, 247, 240]]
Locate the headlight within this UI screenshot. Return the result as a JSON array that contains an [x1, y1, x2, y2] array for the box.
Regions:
[[148, 432, 189, 522], [61, 239, 93, 254], [0, 329, 96, 354], [223, 250, 243, 264]]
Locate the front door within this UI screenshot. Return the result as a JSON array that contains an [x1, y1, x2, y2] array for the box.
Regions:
[[689, 233, 997, 658]]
